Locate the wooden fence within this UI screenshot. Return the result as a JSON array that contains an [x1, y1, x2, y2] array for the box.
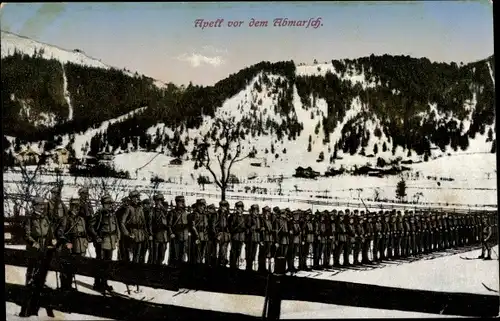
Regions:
[[4, 248, 499, 319]]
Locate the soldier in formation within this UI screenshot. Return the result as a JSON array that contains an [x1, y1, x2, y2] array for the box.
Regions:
[[23, 185, 498, 291], [56, 197, 89, 291]]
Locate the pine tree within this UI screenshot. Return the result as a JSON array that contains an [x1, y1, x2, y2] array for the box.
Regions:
[[373, 143, 378, 155]]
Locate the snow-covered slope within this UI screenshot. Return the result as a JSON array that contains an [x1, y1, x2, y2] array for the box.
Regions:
[[1, 30, 168, 89], [145, 63, 494, 180]]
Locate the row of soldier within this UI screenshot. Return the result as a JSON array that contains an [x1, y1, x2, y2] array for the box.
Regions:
[[24, 186, 497, 293]]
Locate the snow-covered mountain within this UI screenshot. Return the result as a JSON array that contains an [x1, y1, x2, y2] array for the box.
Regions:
[[2, 31, 496, 181], [1, 30, 168, 88]]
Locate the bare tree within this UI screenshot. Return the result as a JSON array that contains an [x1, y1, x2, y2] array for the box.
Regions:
[[194, 118, 249, 201], [4, 155, 50, 218]]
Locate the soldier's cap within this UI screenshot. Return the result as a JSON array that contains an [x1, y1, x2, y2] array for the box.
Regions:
[[285, 208, 291, 213], [153, 193, 164, 201], [262, 206, 271, 212], [207, 204, 217, 213], [121, 196, 130, 203], [50, 186, 61, 193], [33, 197, 45, 205], [78, 187, 89, 195], [101, 194, 113, 204], [70, 198, 79, 205], [197, 199, 207, 205], [338, 211, 344, 215], [129, 190, 140, 198], [331, 209, 337, 214], [322, 210, 329, 215], [142, 198, 151, 204], [175, 196, 185, 202], [354, 209, 359, 214], [273, 206, 281, 213], [251, 204, 259, 211], [235, 201, 244, 208], [220, 200, 229, 207], [345, 209, 350, 213]]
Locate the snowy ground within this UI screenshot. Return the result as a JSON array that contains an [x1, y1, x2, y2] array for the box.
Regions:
[[3, 152, 498, 218], [5, 244, 499, 320]]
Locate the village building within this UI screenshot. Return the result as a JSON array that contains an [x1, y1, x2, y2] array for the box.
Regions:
[[15, 147, 40, 165], [96, 152, 114, 165], [53, 146, 70, 165], [169, 158, 183, 166]]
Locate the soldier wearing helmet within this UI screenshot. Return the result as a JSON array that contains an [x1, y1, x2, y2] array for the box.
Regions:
[[24, 197, 56, 286], [168, 195, 190, 266], [229, 201, 246, 269], [150, 193, 170, 265], [334, 211, 347, 266], [120, 190, 148, 266], [56, 198, 89, 292], [245, 204, 261, 271], [47, 185, 67, 230], [258, 206, 274, 272], [189, 199, 209, 264], [88, 194, 120, 292], [215, 200, 231, 267]]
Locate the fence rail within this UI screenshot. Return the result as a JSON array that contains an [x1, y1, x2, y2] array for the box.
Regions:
[[4, 248, 499, 319]]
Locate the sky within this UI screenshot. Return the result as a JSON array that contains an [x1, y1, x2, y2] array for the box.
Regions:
[[0, 1, 494, 86]]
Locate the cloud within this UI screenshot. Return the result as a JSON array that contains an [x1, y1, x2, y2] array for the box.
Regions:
[[201, 45, 228, 55], [19, 3, 67, 38], [176, 52, 225, 68]]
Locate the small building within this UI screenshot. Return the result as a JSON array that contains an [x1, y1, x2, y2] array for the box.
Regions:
[[294, 166, 320, 179], [53, 146, 70, 165], [169, 158, 183, 166], [16, 147, 40, 165], [97, 152, 114, 165]]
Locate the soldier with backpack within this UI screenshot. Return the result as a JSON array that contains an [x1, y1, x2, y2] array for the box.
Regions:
[[56, 198, 89, 292], [24, 197, 57, 286], [88, 194, 120, 292]]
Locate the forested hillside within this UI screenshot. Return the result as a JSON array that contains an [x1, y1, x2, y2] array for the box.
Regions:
[[1, 30, 495, 168]]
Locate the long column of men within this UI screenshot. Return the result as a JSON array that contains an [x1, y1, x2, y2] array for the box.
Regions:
[[23, 187, 498, 292]]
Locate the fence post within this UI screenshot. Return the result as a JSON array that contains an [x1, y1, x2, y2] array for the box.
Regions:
[[265, 256, 286, 320]]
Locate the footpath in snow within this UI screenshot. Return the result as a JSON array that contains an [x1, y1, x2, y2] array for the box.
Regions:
[[5, 244, 498, 319]]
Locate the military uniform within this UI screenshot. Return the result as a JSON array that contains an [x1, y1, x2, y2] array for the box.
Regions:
[[372, 213, 382, 261], [229, 201, 246, 269], [287, 211, 301, 272], [56, 198, 89, 291], [480, 217, 493, 260], [258, 206, 274, 272], [326, 211, 337, 268], [380, 215, 390, 260], [120, 191, 149, 264], [394, 213, 403, 258], [142, 198, 153, 264], [47, 186, 68, 230], [275, 210, 290, 268], [116, 197, 131, 262], [169, 196, 190, 266], [244, 204, 261, 271], [344, 215, 355, 265], [151, 193, 170, 265], [352, 216, 364, 265], [215, 201, 231, 267], [77, 187, 94, 220], [190, 200, 209, 264], [205, 204, 218, 267], [300, 212, 314, 270], [88, 194, 120, 291], [335, 212, 347, 266], [24, 198, 56, 286], [313, 212, 326, 269], [362, 214, 373, 264]]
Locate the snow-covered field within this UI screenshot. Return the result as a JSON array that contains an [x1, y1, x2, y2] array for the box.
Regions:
[[5, 244, 499, 319], [3, 151, 497, 218]]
